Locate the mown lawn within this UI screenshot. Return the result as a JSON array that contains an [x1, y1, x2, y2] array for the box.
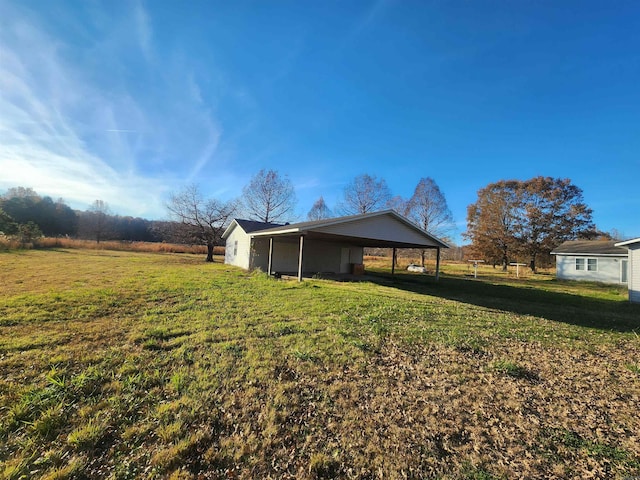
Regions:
[[1, 249, 639, 479]]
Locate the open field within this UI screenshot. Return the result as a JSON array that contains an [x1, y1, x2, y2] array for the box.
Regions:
[[1, 249, 639, 479], [0, 237, 224, 256]]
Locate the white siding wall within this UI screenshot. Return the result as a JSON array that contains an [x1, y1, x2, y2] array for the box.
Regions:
[[224, 225, 252, 269], [556, 255, 627, 284], [303, 242, 342, 273], [350, 247, 364, 264], [303, 243, 362, 273], [248, 238, 364, 274], [317, 215, 438, 247], [270, 241, 300, 273], [250, 237, 270, 271], [629, 245, 640, 303]]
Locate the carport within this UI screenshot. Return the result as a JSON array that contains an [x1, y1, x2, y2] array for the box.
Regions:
[[249, 210, 449, 281]]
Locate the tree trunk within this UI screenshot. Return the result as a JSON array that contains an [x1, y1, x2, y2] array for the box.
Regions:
[[206, 243, 214, 262], [529, 253, 536, 272], [420, 249, 426, 267]]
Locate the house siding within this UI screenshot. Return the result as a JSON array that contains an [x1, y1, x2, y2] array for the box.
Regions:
[[555, 255, 627, 284], [249, 237, 270, 271], [303, 242, 362, 274], [224, 225, 252, 270], [317, 215, 437, 247], [227, 230, 366, 274], [250, 238, 363, 274], [630, 245, 640, 303], [270, 241, 300, 273]]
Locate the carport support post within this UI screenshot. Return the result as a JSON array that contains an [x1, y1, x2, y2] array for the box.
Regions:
[[267, 237, 273, 276], [435, 247, 441, 281], [297, 234, 304, 282], [391, 247, 396, 276]]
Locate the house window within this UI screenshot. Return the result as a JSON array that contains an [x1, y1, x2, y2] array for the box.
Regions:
[[233, 241, 238, 256], [576, 258, 598, 271], [621, 260, 628, 283]]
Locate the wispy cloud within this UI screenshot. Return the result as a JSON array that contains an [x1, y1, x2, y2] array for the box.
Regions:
[[0, 2, 224, 218], [346, 0, 394, 43], [134, 0, 153, 62], [186, 112, 221, 183]]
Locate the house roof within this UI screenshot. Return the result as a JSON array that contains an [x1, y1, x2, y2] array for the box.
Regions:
[[221, 219, 283, 239], [235, 219, 283, 233], [551, 240, 628, 256], [615, 237, 640, 247], [248, 210, 450, 249]]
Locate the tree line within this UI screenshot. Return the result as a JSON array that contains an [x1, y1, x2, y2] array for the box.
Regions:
[[168, 170, 606, 269], [167, 170, 455, 262], [0, 187, 172, 244], [2, 172, 608, 270]]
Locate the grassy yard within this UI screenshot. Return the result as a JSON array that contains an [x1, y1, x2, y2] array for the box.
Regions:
[[1, 249, 639, 479]]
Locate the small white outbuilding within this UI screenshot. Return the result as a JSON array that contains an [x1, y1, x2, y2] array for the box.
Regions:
[[614, 237, 640, 304], [551, 240, 628, 284], [222, 210, 449, 281]]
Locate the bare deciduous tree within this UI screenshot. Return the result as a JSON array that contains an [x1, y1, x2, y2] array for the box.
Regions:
[[2, 186, 39, 200], [307, 196, 333, 221], [406, 178, 454, 236], [386, 195, 409, 216], [339, 174, 392, 215], [405, 178, 454, 266], [242, 169, 297, 223], [167, 185, 238, 262], [85, 200, 112, 243]]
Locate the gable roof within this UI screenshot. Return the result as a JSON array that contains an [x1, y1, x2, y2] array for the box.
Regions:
[[249, 210, 450, 249], [615, 237, 640, 248], [236, 219, 284, 233], [551, 240, 628, 256], [221, 219, 283, 239]]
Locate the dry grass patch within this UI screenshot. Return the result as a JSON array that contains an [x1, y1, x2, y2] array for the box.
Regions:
[[33, 236, 215, 255], [0, 249, 638, 479]]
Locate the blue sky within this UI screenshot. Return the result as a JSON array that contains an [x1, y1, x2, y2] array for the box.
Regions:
[[1, 0, 639, 243]]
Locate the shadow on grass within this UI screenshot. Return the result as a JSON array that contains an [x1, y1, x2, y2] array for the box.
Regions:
[[370, 272, 640, 333]]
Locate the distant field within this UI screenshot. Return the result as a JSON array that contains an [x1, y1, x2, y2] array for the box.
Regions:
[[1, 249, 639, 479], [0, 237, 225, 256]]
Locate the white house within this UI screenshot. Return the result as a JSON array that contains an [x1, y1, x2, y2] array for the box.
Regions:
[[614, 238, 640, 304], [222, 210, 449, 281], [222, 219, 283, 271], [551, 240, 628, 284]]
